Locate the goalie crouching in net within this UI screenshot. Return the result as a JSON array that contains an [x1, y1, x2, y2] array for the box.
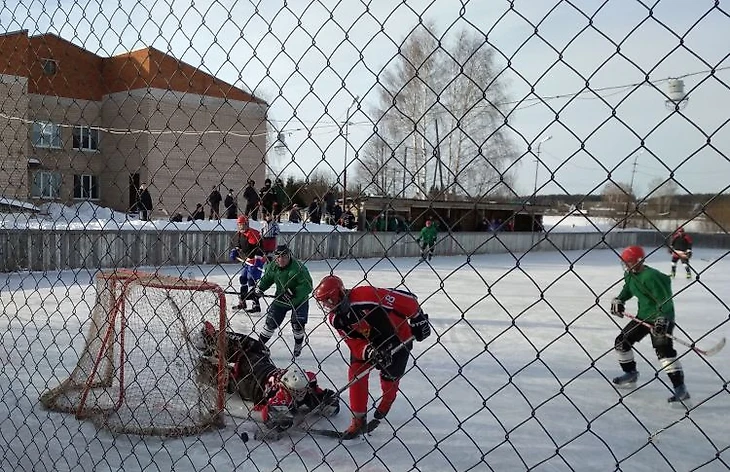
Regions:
[[195, 321, 339, 434]]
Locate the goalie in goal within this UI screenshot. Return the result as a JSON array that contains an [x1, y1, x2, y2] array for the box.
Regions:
[[194, 321, 340, 432]]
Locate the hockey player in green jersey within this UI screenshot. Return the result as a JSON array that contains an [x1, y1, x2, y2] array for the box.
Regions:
[[609, 245, 690, 403], [416, 218, 438, 261]]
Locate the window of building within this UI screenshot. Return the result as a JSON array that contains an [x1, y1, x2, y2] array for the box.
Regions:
[[31, 121, 62, 149], [31, 171, 61, 199], [41, 59, 58, 76], [73, 175, 99, 200], [72, 126, 100, 151]]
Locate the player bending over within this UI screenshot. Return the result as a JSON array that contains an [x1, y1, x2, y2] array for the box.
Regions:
[[313, 275, 431, 439]]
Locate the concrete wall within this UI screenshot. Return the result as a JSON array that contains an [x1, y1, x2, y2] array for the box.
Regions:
[[2, 229, 711, 273]]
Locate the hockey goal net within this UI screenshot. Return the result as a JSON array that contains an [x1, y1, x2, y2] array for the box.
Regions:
[[40, 269, 228, 436]]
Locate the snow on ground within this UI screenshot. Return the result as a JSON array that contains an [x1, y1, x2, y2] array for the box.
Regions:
[[0, 201, 346, 232], [1, 247, 729, 471]]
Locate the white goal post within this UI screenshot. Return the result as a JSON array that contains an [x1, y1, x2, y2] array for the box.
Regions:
[[40, 269, 228, 436]]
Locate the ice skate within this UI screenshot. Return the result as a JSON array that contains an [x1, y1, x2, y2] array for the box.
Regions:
[[245, 303, 261, 313], [292, 341, 304, 358], [340, 415, 367, 440], [668, 384, 691, 405], [612, 371, 639, 389]]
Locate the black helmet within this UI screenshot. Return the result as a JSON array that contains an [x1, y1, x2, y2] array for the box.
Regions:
[[274, 244, 291, 257]]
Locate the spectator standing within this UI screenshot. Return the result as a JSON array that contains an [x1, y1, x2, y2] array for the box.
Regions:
[[323, 190, 336, 223], [340, 209, 356, 229], [272, 178, 288, 223], [188, 203, 205, 221], [224, 189, 238, 219], [260, 179, 276, 217], [136, 183, 153, 221], [288, 203, 302, 224], [207, 185, 222, 220], [307, 197, 322, 224], [332, 203, 343, 226], [243, 180, 261, 220]]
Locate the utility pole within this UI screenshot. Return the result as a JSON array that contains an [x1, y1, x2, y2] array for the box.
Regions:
[[622, 151, 642, 229], [403, 147, 408, 197], [531, 135, 551, 242], [342, 96, 358, 209], [533, 135, 552, 203]]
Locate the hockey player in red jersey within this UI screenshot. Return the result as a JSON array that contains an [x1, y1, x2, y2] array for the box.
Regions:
[[669, 227, 693, 279], [195, 321, 339, 436], [313, 275, 431, 439], [230, 215, 266, 312]]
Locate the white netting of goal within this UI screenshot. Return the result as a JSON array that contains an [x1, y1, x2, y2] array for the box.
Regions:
[[40, 270, 228, 436]]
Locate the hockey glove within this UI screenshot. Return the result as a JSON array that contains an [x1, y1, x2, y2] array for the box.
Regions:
[[610, 298, 625, 318], [318, 389, 340, 416], [364, 345, 393, 369], [685, 249, 692, 259], [254, 288, 265, 299], [266, 404, 294, 432], [409, 310, 431, 342], [229, 248, 239, 262], [651, 317, 668, 337]]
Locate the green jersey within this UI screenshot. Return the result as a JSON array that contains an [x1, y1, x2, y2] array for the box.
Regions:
[[258, 258, 313, 308], [617, 265, 674, 322], [419, 225, 438, 244]]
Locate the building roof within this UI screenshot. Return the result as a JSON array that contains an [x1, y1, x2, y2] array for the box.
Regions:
[[360, 195, 551, 214], [0, 30, 265, 104]]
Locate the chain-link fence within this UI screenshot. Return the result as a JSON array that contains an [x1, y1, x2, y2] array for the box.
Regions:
[[1, 0, 729, 470]]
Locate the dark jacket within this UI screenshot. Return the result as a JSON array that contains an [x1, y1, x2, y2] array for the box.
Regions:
[[289, 208, 302, 223], [224, 193, 237, 218], [137, 189, 153, 211], [307, 200, 322, 224], [260, 184, 276, 213], [243, 185, 260, 206], [208, 190, 222, 209]]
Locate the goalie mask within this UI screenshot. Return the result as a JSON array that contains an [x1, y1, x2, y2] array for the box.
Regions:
[[280, 366, 309, 401]]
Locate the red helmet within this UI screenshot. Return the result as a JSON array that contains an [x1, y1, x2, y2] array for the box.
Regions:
[[313, 275, 345, 310], [237, 215, 249, 225], [620, 246, 645, 272]]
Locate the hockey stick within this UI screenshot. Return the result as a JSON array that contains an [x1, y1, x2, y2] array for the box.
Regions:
[[254, 338, 416, 442], [623, 313, 726, 357], [295, 337, 416, 438]]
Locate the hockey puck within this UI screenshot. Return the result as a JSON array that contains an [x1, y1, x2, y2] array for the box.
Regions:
[[240, 432, 249, 442]]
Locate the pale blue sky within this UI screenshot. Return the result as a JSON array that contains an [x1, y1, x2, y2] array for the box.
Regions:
[[5, 0, 729, 197]]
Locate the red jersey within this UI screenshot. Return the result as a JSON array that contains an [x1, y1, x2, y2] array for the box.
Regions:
[[328, 286, 420, 359], [235, 228, 264, 265]]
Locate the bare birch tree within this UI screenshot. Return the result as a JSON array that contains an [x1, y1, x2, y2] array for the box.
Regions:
[[355, 22, 517, 199], [646, 178, 678, 214]]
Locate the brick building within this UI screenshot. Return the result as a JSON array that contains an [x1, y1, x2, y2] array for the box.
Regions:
[[0, 31, 269, 217]]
